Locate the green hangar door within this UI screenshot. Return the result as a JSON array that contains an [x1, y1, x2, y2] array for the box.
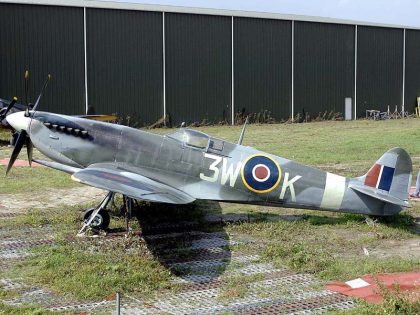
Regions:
[[234, 18, 292, 121], [165, 13, 232, 126], [86, 9, 163, 126], [357, 26, 403, 116], [405, 29, 420, 112], [0, 3, 85, 114], [294, 22, 355, 119]]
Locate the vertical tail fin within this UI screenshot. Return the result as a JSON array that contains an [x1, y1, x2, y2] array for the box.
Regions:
[[357, 147, 412, 202]]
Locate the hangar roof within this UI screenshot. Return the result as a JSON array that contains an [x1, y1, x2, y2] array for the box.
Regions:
[[3, 0, 420, 30]]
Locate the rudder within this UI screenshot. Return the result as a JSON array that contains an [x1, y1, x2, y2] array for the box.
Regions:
[[358, 147, 412, 201]]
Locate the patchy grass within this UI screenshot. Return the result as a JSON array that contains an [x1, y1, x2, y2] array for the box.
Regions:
[[0, 129, 11, 145], [2, 201, 212, 301], [319, 256, 420, 281], [0, 287, 18, 300], [0, 302, 57, 315], [218, 274, 263, 302], [0, 204, 87, 231], [3, 204, 175, 301], [0, 166, 78, 194], [225, 208, 420, 280], [22, 243, 173, 300], [0, 145, 77, 194]]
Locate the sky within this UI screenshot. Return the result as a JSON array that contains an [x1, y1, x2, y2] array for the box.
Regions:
[[103, 0, 420, 28]]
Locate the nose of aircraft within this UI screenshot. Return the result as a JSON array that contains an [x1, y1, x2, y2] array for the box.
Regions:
[[6, 111, 31, 132]]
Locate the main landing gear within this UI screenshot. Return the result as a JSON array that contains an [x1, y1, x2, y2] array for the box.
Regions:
[[78, 191, 114, 235], [82, 208, 110, 230], [78, 191, 135, 235]]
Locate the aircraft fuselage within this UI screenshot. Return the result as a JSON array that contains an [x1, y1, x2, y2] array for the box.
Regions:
[[28, 112, 403, 216]]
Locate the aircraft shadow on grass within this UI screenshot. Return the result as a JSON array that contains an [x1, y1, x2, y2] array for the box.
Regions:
[[133, 200, 231, 282]]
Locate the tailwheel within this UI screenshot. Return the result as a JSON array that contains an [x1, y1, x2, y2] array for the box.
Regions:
[[83, 208, 110, 230]]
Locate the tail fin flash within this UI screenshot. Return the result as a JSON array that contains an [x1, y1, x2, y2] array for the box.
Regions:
[[351, 148, 412, 208]]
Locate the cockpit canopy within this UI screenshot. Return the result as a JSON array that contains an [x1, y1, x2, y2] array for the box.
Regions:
[[167, 129, 210, 150]]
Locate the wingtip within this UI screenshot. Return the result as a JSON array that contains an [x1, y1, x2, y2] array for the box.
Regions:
[[71, 174, 81, 182], [404, 200, 413, 208]]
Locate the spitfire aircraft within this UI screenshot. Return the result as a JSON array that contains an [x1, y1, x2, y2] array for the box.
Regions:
[[2, 93, 413, 232]]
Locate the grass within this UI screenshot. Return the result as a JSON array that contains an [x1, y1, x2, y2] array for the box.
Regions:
[[24, 244, 173, 300], [225, 210, 420, 278], [0, 129, 11, 145], [0, 201, 213, 302], [0, 302, 57, 315], [1, 118, 420, 313], [218, 274, 263, 302], [0, 166, 78, 194], [0, 141, 78, 193], [3, 204, 175, 301]]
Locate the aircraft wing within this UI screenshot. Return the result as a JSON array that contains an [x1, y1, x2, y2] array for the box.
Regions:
[[71, 163, 195, 204], [349, 183, 411, 208], [34, 159, 82, 174]]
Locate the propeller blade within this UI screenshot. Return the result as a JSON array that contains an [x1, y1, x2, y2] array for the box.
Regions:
[[26, 137, 33, 167], [32, 74, 51, 112], [6, 130, 26, 175], [0, 97, 17, 120]]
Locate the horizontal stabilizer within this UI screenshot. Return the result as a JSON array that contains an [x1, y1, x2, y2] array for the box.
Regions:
[[349, 184, 411, 208]]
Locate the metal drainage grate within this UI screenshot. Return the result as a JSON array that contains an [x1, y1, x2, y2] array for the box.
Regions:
[[0, 239, 54, 250], [238, 293, 354, 314], [0, 212, 19, 218]]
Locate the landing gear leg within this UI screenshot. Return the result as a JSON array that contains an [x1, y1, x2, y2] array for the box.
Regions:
[[78, 191, 114, 235], [121, 195, 134, 235]]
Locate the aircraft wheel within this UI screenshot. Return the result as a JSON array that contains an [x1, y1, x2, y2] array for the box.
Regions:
[[83, 208, 110, 230]]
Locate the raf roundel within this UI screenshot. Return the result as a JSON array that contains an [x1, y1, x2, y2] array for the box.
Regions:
[[241, 154, 282, 193]]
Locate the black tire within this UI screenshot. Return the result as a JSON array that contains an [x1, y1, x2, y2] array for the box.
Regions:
[[83, 208, 110, 230]]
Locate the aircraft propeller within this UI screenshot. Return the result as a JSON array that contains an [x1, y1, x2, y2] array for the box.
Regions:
[[5, 72, 51, 174], [6, 129, 28, 174], [0, 97, 17, 121]]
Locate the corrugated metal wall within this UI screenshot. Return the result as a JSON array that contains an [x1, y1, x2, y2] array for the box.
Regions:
[[86, 8, 163, 126], [165, 13, 232, 126], [234, 17, 292, 121], [1, 3, 418, 124], [0, 3, 85, 114], [294, 22, 354, 118], [357, 26, 403, 116], [405, 29, 420, 111]]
